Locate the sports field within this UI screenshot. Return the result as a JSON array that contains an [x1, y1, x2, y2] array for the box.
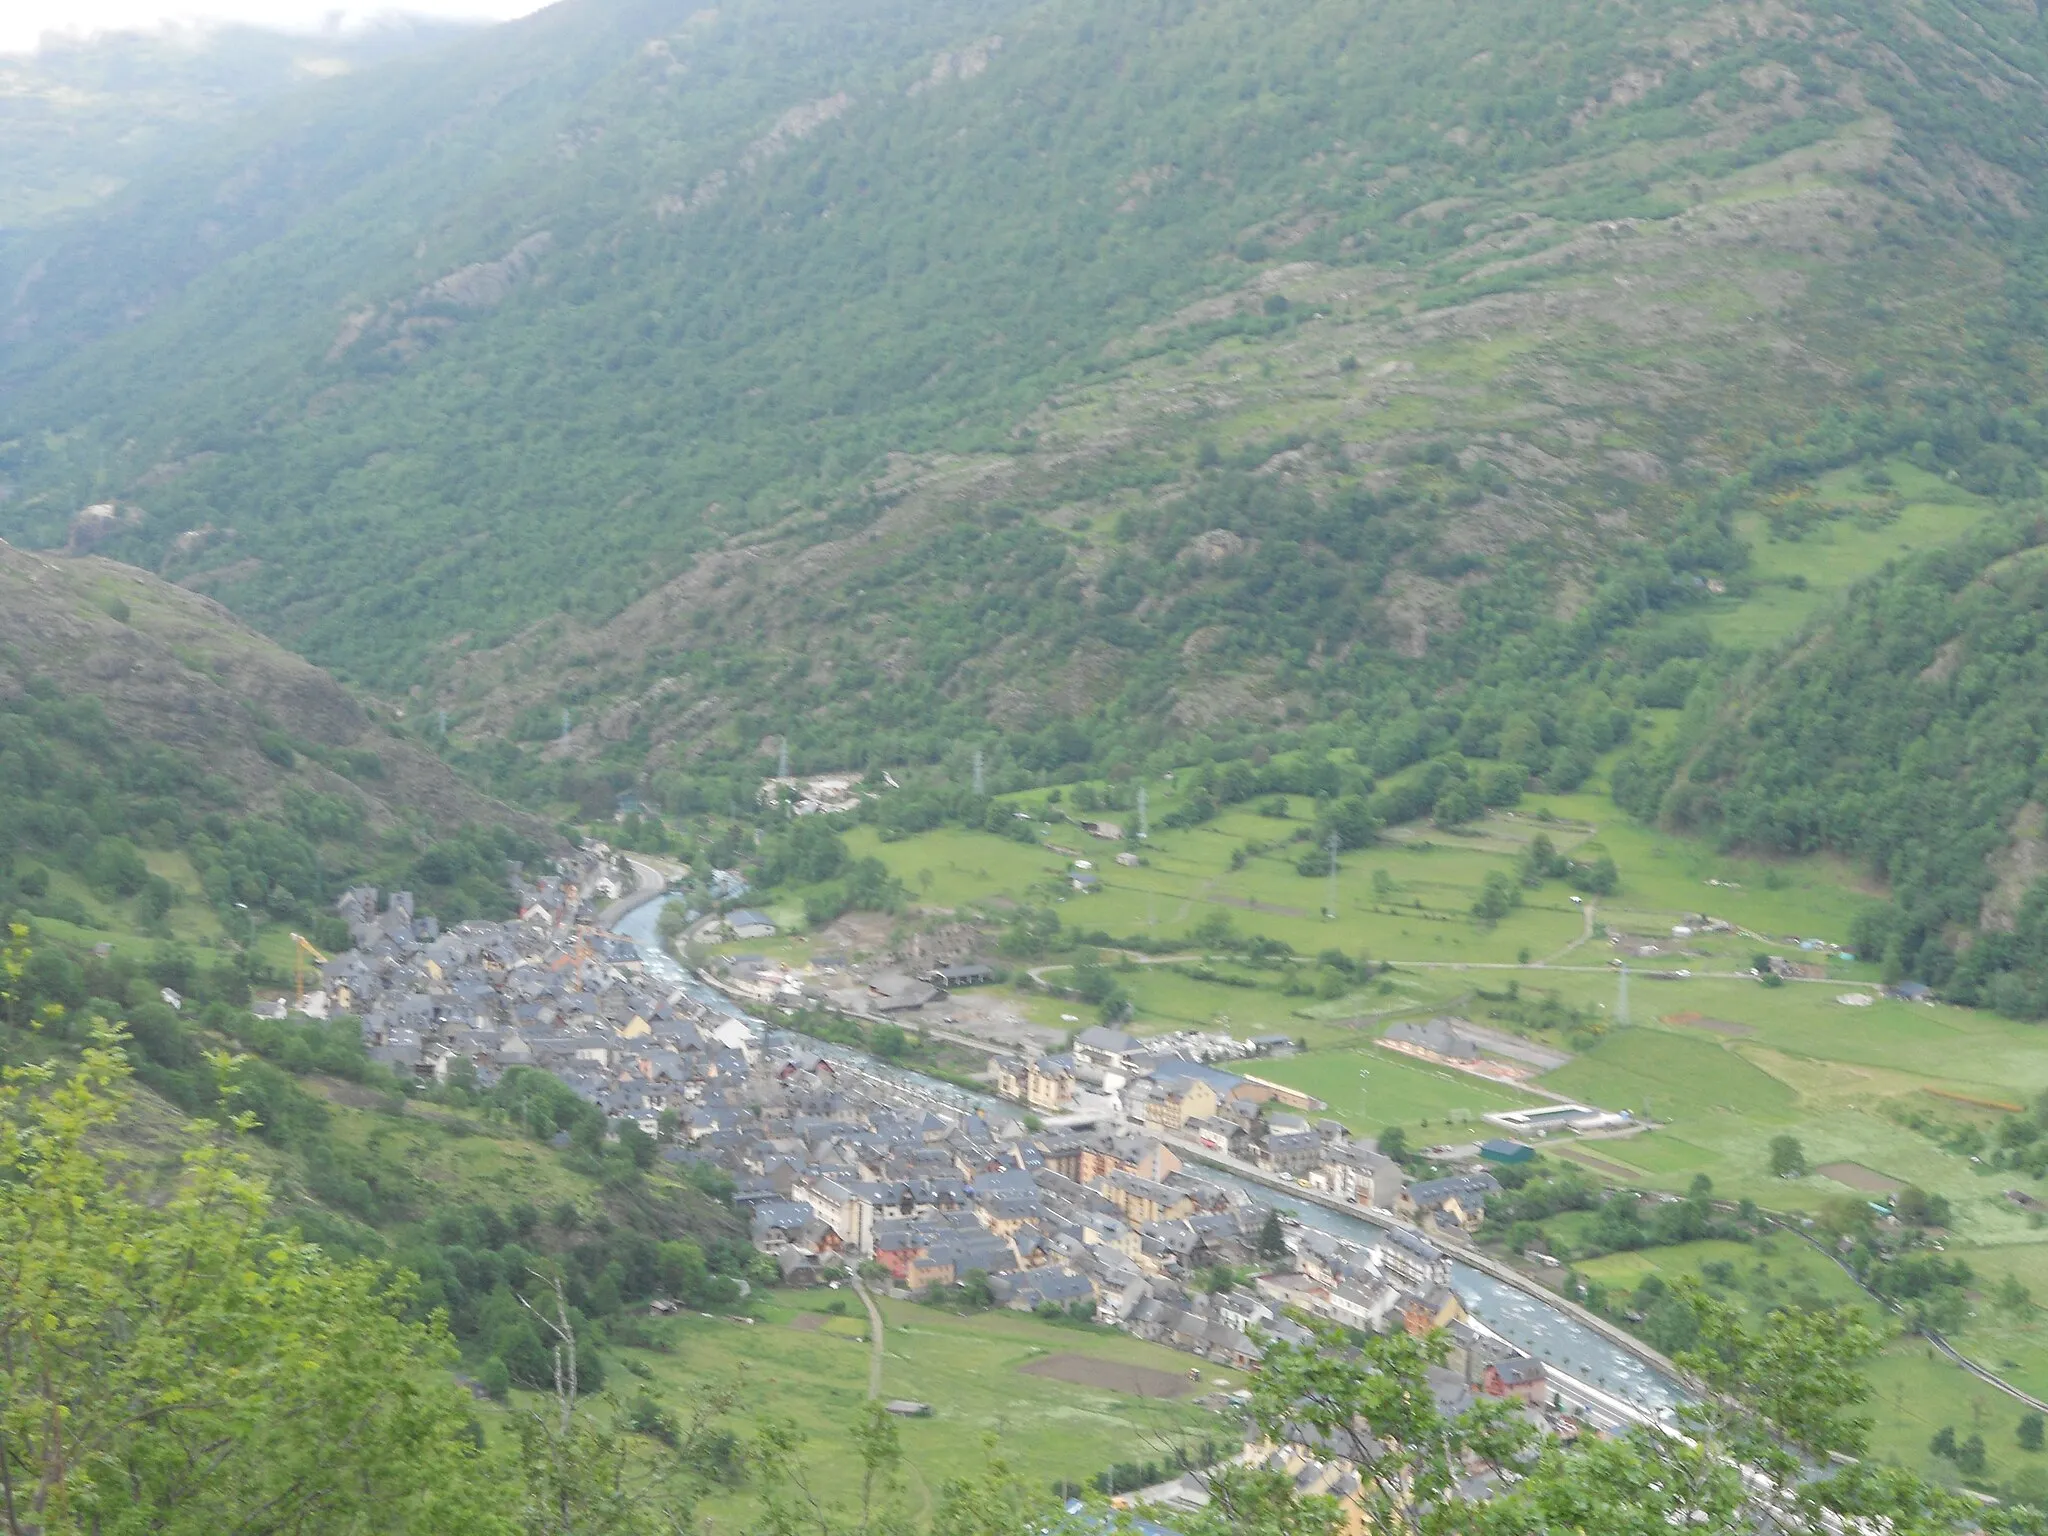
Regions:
[[1250, 1045, 1545, 1136]]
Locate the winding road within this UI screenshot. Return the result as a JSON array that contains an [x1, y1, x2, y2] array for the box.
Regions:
[[597, 855, 683, 931]]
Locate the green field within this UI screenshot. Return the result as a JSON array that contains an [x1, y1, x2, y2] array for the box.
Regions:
[[1572, 1235, 1869, 1318], [1867, 1339, 2048, 1492], [1702, 461, 2000, 650], [1544, 1028, 1799, 1125], [1250, 1045, 1544, 1138], [728, 595, 2048, 1472], [618, 1291, 1229, 1523]]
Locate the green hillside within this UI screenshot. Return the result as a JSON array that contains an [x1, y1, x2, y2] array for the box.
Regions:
[[6, 0, 2048, 984], [1643, 511, 2048, 1012], [0, 0, 2040, 707], [0, 541, 545, 977]]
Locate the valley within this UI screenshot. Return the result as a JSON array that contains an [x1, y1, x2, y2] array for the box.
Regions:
[[10, 0, 2048, 1527]]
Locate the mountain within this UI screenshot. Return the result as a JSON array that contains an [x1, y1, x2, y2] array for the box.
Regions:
[[1635, 508, 2048, 1013], [0, 19, 472, 233], [0, 539, 543, 946], [7, 0, 2048, 983]]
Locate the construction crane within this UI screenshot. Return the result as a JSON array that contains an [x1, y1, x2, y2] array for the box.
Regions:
[[290, 932, 330, 1010]]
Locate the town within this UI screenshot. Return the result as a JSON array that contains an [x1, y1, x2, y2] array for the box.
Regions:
[[311, 846, 1671, 1516]]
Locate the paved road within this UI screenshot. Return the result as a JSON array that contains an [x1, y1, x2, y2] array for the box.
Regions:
[[850, 1272, 885, 1399], [597, 855, 681, 931], [1157, 1132, 1684, 1423]]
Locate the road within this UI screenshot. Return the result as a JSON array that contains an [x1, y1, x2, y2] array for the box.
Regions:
[[850, 1271, 885, 1399], [597, 855, 682, 931], [1157, 1132, 1685, 1423]]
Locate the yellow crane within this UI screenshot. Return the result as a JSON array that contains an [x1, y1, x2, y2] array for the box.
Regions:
[[289, 932, 330, 1008]]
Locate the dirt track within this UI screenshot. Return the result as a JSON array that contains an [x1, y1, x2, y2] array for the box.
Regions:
[[1017, 1353, 1198, 1398], [1816, 1160, 1901, 1194]]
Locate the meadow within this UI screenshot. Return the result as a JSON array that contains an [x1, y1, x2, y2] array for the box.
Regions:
[[1701, 460, 2001, 650], [617, 1290, 1229, 1523], [753, 663, 2048, 1476]]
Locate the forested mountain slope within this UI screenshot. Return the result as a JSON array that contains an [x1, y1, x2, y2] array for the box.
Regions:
[[9, 0, 2048, 974], [0, 0, 2039, 684], [0, 541, 543, 943], [1632, 511, 2048, 1013]]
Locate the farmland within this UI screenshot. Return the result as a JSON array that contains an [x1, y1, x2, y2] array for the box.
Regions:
[[684, 485, 2048, 1485], [714, 613, 2048, 1482]]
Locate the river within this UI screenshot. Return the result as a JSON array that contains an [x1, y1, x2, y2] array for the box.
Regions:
[[614, 897, 1681, 1418]]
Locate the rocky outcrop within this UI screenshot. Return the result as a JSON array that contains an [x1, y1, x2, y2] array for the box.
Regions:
[[66, 502, 144, 552], [328, 233, 552, 360]]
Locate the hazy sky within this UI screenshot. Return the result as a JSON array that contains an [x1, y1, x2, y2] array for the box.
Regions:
[[0, 1, 548, 54]]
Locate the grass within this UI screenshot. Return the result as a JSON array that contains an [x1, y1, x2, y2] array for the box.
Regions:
[[140, 849, 230, 944], [842, 826, 1064, 912], [1543, 1027, 1799, 1125], [314, 1094, 616, 1219], [1571, 1234, 1869, 1319], [621, 1291, 1230, 1523], [1248, 1045, 1544, 1138], [1701, 459, 1999, 650], [1866, 1338, 2046, 1488]]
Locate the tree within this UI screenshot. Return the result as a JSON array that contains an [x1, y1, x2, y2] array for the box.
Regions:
[[1768, 1134, 1808, 1178], [1258, 1208, 1289, 1261], [2022, 1412, 2045, 1453], [1432, 781, 1483, 827], [2000, 1274, 2035, 1316], [1893, 1184, 1951, 1228], [1377, 1125, 1409, 1161], [0, 1024, 508, 1535], [1178, 1320, 1534, 1536], [1957, 1433, 1988, 1476], [509, 1269, 740, 1535], [1470, 870, 1521, 924], [1471, 1283, 1957, 1536], [1674, 1282, 1876, 1477], [479, 1356, 512, 1402], [1565, 855, 1619, 896], [614, 1120, 656, 1170]]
